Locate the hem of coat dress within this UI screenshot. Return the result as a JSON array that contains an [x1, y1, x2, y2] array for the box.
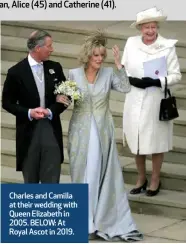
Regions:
[[96, 230, 143, 242], [124, 133, 173, 155], [131, 148, 172, 155]]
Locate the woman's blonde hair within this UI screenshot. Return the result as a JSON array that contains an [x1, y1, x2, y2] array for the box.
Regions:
[[78, 29, 107, 66]]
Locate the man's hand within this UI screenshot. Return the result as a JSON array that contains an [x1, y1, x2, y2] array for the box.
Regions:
[[42, 108, 51, 117], [30, 107, 45, 120]]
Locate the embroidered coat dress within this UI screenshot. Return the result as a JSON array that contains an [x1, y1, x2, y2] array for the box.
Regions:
[[67, 66, 143, 241]]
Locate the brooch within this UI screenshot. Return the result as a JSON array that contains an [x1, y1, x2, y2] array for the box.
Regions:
[[154, 44, 164, 50]]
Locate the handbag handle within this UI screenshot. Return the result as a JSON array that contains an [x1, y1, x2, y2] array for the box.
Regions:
[[164, 77, 171, 98]]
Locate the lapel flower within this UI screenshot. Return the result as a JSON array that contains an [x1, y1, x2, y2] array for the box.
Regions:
[[49, 69, 55, 74]]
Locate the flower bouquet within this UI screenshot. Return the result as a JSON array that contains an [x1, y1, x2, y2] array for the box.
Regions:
[[54, 80, 83, 103]]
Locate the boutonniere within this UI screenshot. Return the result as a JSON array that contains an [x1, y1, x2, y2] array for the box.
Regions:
[[49, 69, 55, 74]]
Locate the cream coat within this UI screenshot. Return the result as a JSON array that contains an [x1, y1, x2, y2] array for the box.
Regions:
[[121, 35, 182, 155]]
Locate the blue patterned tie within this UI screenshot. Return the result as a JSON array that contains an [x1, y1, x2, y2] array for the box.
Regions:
[[35, 63, 43, 82]]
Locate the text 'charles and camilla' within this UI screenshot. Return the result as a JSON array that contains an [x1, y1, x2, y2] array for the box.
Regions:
[[0, 0, 117, 10], [2, 184, 88, 242]]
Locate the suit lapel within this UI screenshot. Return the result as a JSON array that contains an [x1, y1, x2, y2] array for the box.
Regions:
[[22, 58, 40, 99]]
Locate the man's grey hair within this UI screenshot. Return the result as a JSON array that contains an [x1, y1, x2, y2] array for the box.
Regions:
[[27, 30, 51, 51]]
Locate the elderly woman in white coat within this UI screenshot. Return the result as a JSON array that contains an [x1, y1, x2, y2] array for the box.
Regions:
[[121, 7, 182, 196]]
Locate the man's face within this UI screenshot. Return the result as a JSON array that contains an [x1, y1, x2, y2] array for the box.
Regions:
[[36, 37, 54, 61]]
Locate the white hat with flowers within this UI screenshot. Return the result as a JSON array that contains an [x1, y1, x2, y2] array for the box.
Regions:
[[130, 7, 167, 29]]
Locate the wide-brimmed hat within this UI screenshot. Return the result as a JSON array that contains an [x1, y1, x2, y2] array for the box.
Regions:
[[130, 7, 167, 29]]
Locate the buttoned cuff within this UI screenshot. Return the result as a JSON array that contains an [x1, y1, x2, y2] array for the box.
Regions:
[[28, 109, 33, 121], [47, 108, 53, 120], [159, 76, 166, 92]]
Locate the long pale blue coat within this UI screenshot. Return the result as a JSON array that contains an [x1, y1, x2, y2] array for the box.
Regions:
[[67, 66, 143, 241]]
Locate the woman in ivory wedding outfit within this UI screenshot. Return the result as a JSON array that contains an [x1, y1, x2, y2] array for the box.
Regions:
[[121, 7, 182, 196], [57, 31, 143, 241]]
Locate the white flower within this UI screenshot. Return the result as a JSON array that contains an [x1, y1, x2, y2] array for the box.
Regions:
[[49, 69, 55, 74], [54, 80, 83, 102]]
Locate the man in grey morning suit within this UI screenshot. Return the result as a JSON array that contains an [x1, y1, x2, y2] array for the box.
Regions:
[[2, 30, 68, 183]]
